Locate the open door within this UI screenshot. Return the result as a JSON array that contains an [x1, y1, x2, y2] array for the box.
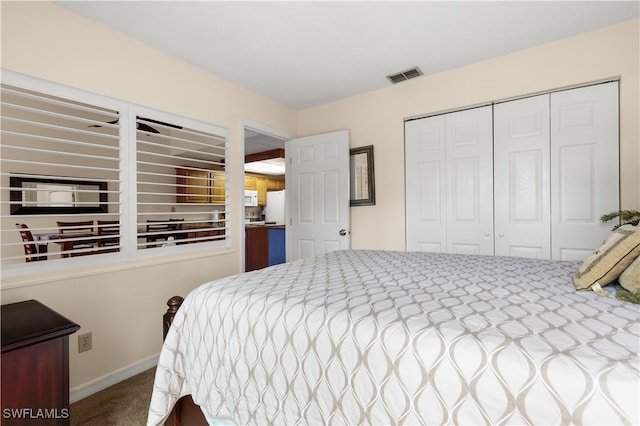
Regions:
[[286, 130, 350, 261]]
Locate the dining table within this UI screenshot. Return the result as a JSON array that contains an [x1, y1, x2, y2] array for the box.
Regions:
[[33, 232, 100, 259]]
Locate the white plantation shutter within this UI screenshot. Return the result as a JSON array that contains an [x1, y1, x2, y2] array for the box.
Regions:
[[1, 81, 122, 264], [134, 111, 229, 250], [1, 72, 229, 276]]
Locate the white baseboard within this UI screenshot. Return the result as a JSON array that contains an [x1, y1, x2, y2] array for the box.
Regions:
[[70, 353, 159, 404]]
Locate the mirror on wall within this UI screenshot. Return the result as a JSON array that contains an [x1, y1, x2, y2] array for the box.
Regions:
[[349, 145, 375, 206], [10, 175, 108, 215]]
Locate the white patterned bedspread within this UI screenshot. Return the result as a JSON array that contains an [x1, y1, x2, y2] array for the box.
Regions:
[[148, 250, 640, 425]]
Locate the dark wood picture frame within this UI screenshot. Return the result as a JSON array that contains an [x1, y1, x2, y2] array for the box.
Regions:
[[10, 175, 108, 215], [349, 145, 376, 206]]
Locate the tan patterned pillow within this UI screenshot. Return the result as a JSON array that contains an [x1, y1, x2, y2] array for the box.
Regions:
[[619, 255, 640, 293], [574, 225, 640, 291]]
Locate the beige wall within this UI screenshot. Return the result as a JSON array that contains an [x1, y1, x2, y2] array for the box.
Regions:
[[298, 18, 640, 251], [0, 1, 297, 390], [1, 1, 638, 395]]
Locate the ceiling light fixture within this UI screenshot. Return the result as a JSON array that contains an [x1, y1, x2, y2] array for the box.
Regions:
[[244, 158, 286, 175]]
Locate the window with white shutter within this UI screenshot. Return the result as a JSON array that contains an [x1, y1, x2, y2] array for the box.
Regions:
[[1, 72, 229, 278], [134, 110, 229, 251]]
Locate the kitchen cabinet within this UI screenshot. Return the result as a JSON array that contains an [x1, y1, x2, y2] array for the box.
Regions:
[[245, 226, 268, 271], [177, 169, 226, 204], [246, 225, 286, 271], [244, 173, 284, 206], [211, 171, 226, 202], [1, 300, 80, 426], [266, 177, 285, 191], [244, 175, 257, 190], [268, 226, 286, 266], [186, 228, 224, 243], [176, 168, 212, 203], [256, 178, 267, 205], [177, 169, 284, 206]]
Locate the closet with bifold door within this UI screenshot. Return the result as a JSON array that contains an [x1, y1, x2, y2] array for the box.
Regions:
[[405, 81, 619, 261]]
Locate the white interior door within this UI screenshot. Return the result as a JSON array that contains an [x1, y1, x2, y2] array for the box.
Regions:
[[286, 130, 350, 261], [550, 82, 619, 261], [494, 94, 551, 258]]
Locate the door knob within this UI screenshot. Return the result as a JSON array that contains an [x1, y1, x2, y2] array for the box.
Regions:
[[339, 229, 347, 236]]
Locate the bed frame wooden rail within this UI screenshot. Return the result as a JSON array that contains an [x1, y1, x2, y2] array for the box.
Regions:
[[162, 296, 209, 426]]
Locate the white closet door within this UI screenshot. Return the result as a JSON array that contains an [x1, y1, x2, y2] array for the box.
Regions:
[[494, 94, 551, 258], [405, 115, 446, 252], [445, 106, 494, 255], [550, 82, 619, 261]]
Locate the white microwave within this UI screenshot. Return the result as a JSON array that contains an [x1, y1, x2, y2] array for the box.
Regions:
[[244, 190, 258, 207]]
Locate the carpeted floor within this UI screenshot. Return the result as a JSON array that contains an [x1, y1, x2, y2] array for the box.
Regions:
[[70, 367, 156, 426]]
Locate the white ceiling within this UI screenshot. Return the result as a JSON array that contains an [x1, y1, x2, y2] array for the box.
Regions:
[[244, 128, 286, 155], [55, 1, 638, 111]]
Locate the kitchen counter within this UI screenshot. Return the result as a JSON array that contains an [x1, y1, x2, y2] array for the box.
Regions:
[[182, 221, 223, 229], [245, 223, 284, 228]]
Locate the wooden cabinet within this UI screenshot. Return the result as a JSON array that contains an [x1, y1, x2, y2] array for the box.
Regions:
[[177, 169, 227, 204], [244, 176, 257, 190], [1, 300, 80, 426], [246, 226, 286, 271], [186, 228, 224, 243], [266, 177, 285, 191], [244, 173, 284, 206], [177, 169, 212, 203], [245, 226, 268, 271], [178, 170, 283, 206], [256, 178, 267, 205], [211, 172, 226, 202]]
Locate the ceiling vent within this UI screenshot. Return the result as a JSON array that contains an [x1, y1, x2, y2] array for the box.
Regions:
[[386, 67, 423, 84]]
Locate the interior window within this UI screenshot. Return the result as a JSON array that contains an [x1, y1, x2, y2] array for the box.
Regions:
[[0, 75, 230, 277]]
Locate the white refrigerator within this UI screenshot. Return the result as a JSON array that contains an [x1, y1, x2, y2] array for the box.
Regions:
[[264, 190, 285, 225]]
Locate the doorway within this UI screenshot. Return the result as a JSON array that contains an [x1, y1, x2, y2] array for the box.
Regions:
[[242, 121, 291, 271]]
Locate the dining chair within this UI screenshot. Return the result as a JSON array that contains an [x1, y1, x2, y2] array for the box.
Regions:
[[169, 218, 187, 243], [146, 219, 185, 247], [56, 220, 95, 257], [97, 220, 120, 253], [15, 223, 42, 262]]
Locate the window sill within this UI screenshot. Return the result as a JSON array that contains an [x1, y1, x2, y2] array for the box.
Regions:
[[0, 247, 237, 290]]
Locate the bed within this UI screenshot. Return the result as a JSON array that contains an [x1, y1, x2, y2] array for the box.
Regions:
[[147, 250, 640, 425]]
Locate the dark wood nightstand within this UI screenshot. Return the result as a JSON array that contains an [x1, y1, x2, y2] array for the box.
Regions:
[[1, 300, 80, 425]]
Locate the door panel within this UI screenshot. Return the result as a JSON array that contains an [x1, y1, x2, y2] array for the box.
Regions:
[[405, 115, 446, 252], [322, 170, 341, 222], [451, 243, 482, 256], [559, 145, 596, 221], [286, 130, 350, 261], [451, 157, 479, 221], [298, 172, 314, 222], [405, 107, 492, 254], [551, 82, 619, 261], [445, 106, 494, 255], [494, 94, 551, 258], [298, 239, 315, 260]]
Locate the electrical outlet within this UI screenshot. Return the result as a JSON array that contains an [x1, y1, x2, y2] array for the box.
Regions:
[[78, 332, 92, 353]]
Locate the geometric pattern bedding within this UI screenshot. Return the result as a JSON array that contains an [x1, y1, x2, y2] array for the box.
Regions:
[[147, 250, 640, 425]]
